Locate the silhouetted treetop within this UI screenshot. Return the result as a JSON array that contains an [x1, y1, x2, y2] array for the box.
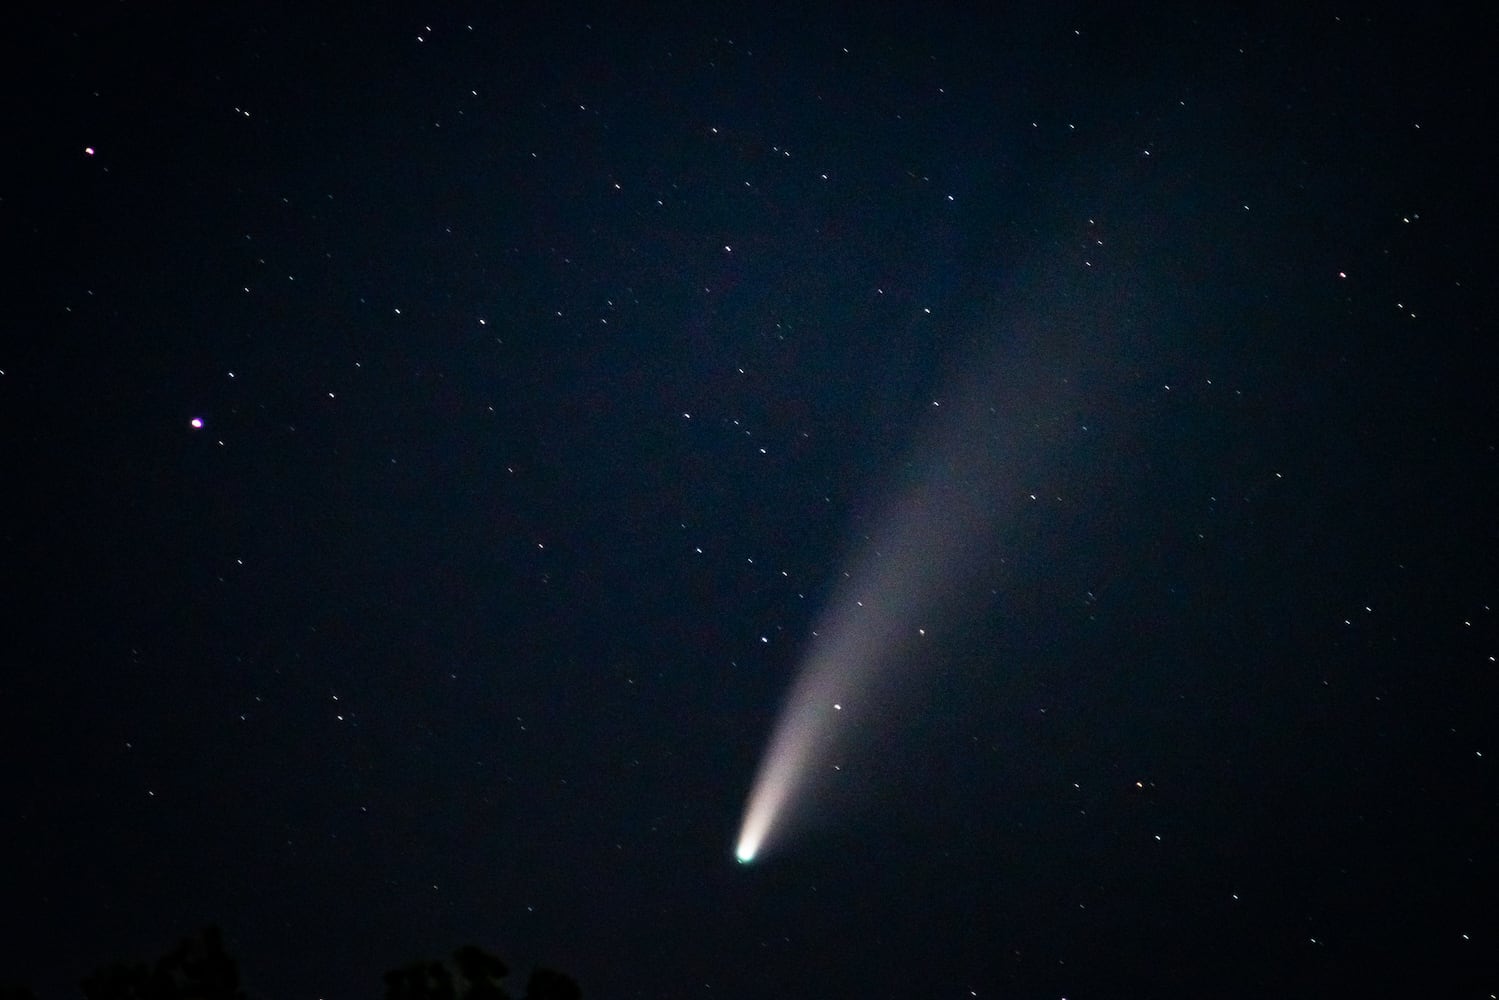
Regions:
[[80, 926, 246, 1000], [20, 926, 579, 1000]]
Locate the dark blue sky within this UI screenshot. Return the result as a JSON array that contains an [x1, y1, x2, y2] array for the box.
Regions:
[[4, 3, 1493, 998]]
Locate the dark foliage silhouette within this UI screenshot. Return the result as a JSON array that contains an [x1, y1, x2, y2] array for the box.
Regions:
[[383, 944, 579, 1000], [28, 926, 582, 999], [79, 926, 245, 1000]]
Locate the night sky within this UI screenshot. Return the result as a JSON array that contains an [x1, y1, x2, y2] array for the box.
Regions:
[[5, 4, 1494, 998]]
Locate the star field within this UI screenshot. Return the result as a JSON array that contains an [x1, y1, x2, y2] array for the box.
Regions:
[[3, 4, 1493, 998]]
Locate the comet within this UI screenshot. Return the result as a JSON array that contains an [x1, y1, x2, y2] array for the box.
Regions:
[[734, 348, 1054, 863], [732, 278, 1089, 865], [732, 489, 980, 865]]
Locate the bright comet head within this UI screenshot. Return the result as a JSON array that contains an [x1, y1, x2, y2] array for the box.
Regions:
[[733, 671, 837, 865], [732, 262, 1105, 863]]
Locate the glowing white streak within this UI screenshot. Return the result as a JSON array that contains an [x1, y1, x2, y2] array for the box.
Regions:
[[736, 460, 984, 863], [735, 663, 845, 863], [734, 245, 1168, 864], [736, 314, 1056, 863]]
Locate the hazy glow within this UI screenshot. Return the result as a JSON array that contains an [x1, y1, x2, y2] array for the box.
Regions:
[[734, 468, 981, 861], [734, 313, 1056, 863], [735, 678, 834, 864]]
